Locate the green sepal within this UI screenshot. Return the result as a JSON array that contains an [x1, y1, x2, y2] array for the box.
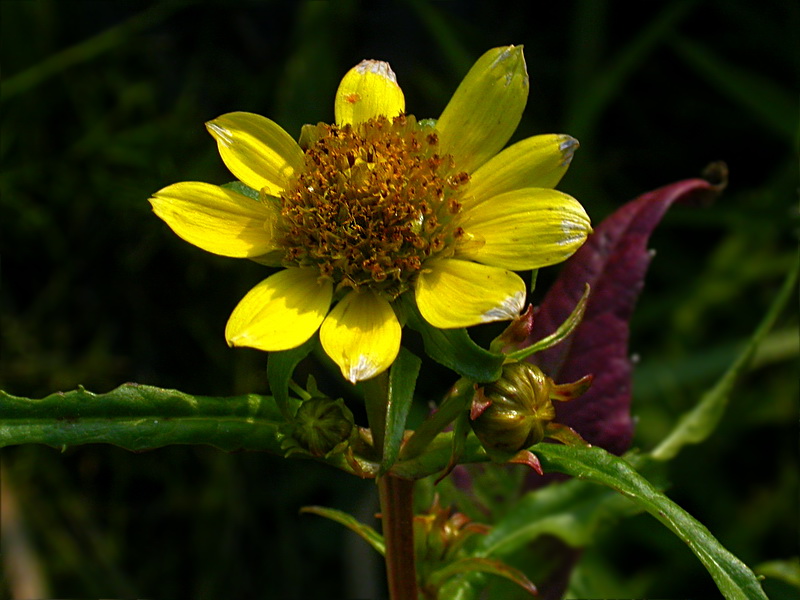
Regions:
[[221, 180, 259, 200], [380, 347, 422, 475], [506, 283, 590, 362], [529, 269, 538, 294], [267, 334, 318, 419], [221, 180, 285, 266], [402, 295, 505, 383]]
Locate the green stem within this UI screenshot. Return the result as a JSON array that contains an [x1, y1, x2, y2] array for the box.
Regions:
[[362, 372, 389, 457], [363, 372, 418, 599], [399, 377, 472, 461], [378, 475, 418, 600]]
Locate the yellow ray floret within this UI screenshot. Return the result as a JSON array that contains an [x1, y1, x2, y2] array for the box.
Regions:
[[226, 268, 333, 351], [437, 46, 529, 174], [149, 181, 279, 258], [467, 134, 579, 208], [320, 290, 402, 383], [457, 188, 592, 271], [206, 112, 304, 196], [334, 60, 405, 126], [415, 259, 526, 328]]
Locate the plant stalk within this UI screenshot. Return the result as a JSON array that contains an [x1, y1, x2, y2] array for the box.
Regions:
[[378, 474, 418, 600], [363, 372, 418, 599]]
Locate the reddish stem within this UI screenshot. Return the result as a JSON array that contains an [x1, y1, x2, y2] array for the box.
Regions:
[[378, 475, 417, 600]]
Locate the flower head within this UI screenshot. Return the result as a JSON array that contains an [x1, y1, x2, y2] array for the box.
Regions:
[[149, 46, 591, 383]]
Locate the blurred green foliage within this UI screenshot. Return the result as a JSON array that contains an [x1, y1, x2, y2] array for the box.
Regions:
[[1, 0, 797, 598]]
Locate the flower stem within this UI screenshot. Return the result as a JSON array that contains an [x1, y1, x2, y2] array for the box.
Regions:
[[363, 372, 418, 599], [400, 377, 472, 461], [362, 372, 389, 458], [378, 475, 418, 600]]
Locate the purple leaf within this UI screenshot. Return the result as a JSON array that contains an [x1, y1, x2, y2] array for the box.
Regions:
[[527, 177, 723, 454]]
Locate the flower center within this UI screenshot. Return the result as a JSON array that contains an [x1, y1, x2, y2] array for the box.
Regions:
[[278, 115, 469, 299]]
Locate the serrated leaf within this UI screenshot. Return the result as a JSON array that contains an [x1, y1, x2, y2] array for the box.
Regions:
[[533, 444, 768, 600], [380, 347, 422, 475], [527, 178, 723, 453], [0, 383, 294, 453]]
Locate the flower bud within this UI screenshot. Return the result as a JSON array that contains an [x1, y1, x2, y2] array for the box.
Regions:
[[413, 497, 489, 580], [470, 361, 592, 457], [285, 396, 355, 458], [412, 496, 537, 597], [470, 362, 556, 454]]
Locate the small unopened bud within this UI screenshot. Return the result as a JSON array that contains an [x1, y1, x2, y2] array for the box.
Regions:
[[287, 396, 354, 457], [470, 362, 590, 455], [412, 495, 537, 597]]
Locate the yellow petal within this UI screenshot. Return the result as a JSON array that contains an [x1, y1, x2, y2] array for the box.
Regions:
[[457, 188, 591, 270], [437, 46, 529, 174], [468, 135, 579, 207], [334, 60, 405, 126], [206, 112, 304, 196], [319, 290, 401, 383], [225, 268, 332, 351], [149, 182, 278, 257], [415, 259, 526, 328]]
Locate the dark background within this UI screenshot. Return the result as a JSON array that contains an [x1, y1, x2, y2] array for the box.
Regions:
[[1, 0, 797, 598]]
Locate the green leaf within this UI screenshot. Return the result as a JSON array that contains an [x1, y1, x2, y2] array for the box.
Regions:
[[755, 557, 800, 588], [267, 335, 318, 420], [381, 347, 422, 474], [428, 557, 537, 597], [652, 256, 798, 461], [0, 383, 294, 453], [403, 297, 505, 383], [300, 505, 385, 556], [478, 466, 641, 557], [533, 444, 769, 600]]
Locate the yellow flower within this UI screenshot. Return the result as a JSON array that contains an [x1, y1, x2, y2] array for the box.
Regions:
[[149, 46, 591, 383]]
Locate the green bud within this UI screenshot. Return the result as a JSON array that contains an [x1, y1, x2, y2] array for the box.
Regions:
[[470, 362, 556, 454], [286, 396, 355, 458]]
